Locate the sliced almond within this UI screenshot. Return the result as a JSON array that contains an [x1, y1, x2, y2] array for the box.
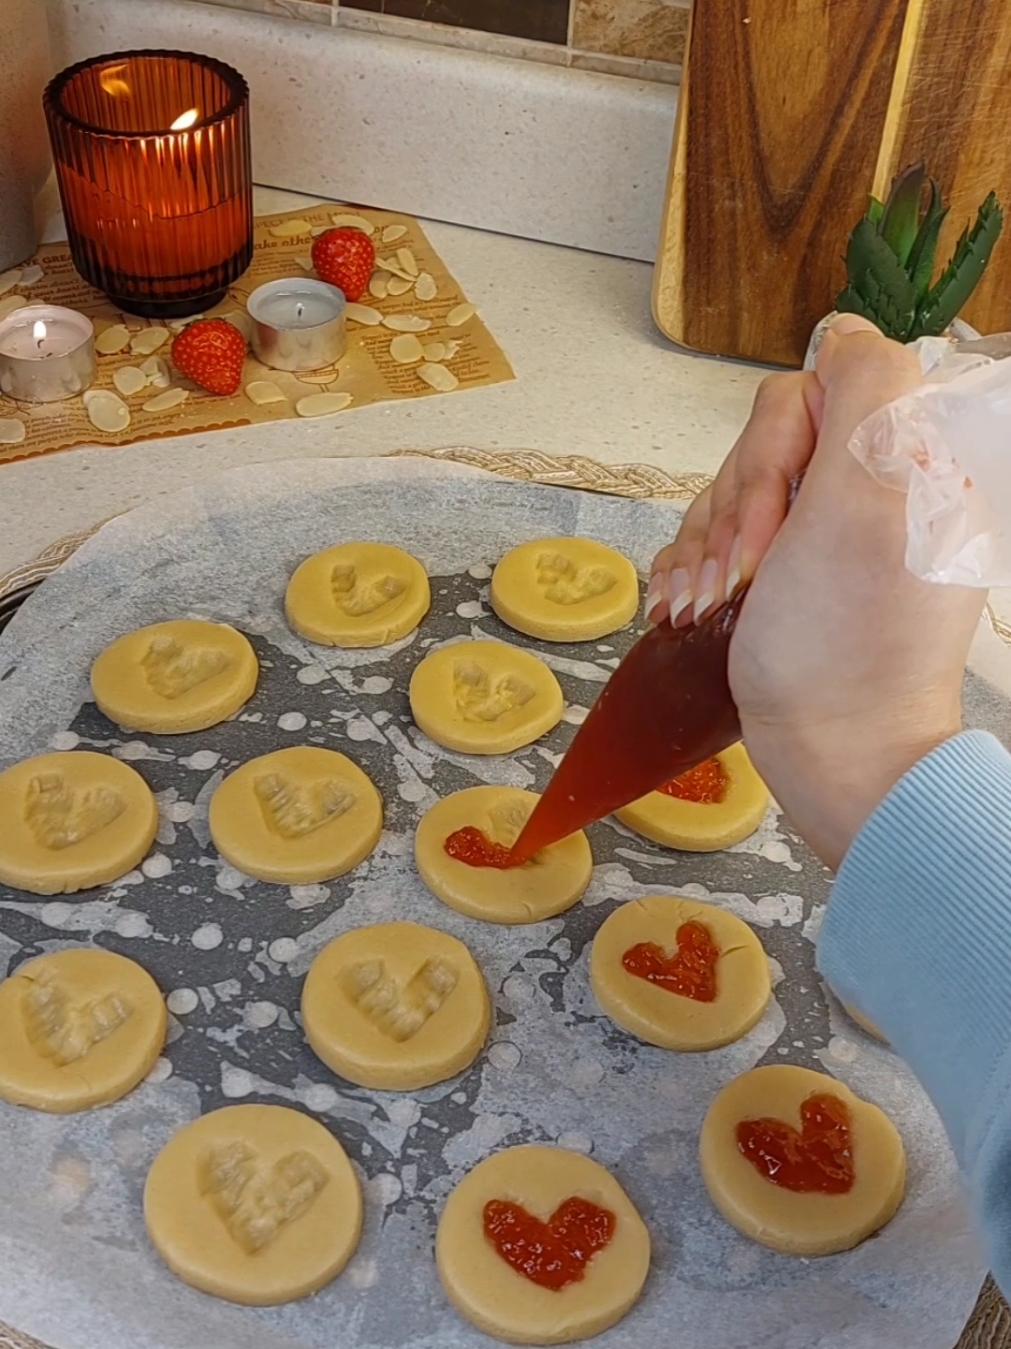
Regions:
[[378, 256, 416, 282], [426, 339, 463, 362], [142, 387, 189, 413], [389, 334, 424, 364], [396, 247, 419, 278], [414, 272, 438, 302], [122, 316, 145, 333], [417, 362, 459, 393], [369, 272, 390, 300], [140, 355, 171, 387], [85, 390, 131, 432], [0, 416, 26, 445], [331, 212, 374, 235], [295, 391, 353, 418], [244, 379, 287, 406], [0, 269, 22, 296], [129, 327, 170, 355], [269, 218, 312, 238], [112, 365, 149, 397], [311, 225, 329, 237], [345, 302, 383, 326], [0, 294, 27, 320], [295, 256, 315, 272], [95, 323, 132, 355], [387, 276, 414, 297], [446, 302, 477, 328], [383, 314, 431, 333], [18, 264, 44, 286], [166, 313, 204, 333], [382, 224, 408, 243]]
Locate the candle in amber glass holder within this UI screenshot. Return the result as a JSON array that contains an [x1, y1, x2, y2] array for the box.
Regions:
[[44, 49, 252, 318]]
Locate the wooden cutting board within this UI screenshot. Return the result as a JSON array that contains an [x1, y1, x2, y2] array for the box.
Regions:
[[653, 0, 1011, 366]]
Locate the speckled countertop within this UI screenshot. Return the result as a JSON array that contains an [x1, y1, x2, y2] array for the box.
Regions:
[[0, 186, 765, 576]]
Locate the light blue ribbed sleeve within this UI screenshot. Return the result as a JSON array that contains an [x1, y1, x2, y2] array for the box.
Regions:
[[819, 729, 1011, 1293]]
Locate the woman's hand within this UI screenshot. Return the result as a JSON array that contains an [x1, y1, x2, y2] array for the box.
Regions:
[[649, 315, 986, 869]]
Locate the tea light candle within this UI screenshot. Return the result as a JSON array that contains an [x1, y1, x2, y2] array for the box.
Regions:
[[247, 279, 347, 372], [0, 304, 96, 402]]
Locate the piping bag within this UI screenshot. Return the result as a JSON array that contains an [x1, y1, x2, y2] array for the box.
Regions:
[[511, 336, 1011, 863]]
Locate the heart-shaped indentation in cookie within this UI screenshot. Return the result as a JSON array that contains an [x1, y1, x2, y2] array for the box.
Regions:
[[622, 920, 719, 1002], [736, 1093, 855, 1193], [483, 1196, 615, 1290], [254, 773, 356, 839], [331, 563, 407, 617], [535, 552, 616, 606], [22, 967, 133, 1066], [453, 661, 535, 723], [199, 1141, 330, 1253], [23, 772, 126, 851], [141, 635, 231, 699], [344, 956, 459, 1041]]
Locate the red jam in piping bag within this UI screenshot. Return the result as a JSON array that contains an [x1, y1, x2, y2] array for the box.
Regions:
[[510, 588, 748, 863]]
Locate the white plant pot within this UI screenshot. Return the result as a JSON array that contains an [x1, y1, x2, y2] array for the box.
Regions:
[[803, 311, 983, 374]]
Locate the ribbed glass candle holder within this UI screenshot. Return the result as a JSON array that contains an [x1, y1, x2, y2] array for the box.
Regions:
[[44, 50, 252, 318]]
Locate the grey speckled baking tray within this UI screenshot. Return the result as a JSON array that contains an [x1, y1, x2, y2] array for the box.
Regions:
[[0, 457, 996, 1349]]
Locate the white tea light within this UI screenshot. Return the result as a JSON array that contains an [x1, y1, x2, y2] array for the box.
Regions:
[[0, 304, 96, 402], [246, 279, 347, 372]]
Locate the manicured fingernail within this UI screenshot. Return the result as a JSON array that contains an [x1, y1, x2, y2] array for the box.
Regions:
[[725, 536, 742, 599], [693, 559, 718, 622], [829, 313, 877, 337], [667, 568, 692, 624], [644, 575, 664, 620]]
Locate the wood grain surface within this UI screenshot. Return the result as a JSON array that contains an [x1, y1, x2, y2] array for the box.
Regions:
[[653, 0, 1011, 365], [876, 0, 1011, 336], [654, 0, 908, 364]]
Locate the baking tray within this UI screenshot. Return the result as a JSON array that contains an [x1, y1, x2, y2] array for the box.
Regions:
[[0, 456, 995, 1349]]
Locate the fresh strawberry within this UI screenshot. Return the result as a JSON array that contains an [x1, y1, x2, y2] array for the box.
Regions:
[[170, 319, 246, 396], [311, 227, 376, 302]]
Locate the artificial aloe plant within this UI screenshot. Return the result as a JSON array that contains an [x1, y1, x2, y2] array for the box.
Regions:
[[836, 163, 1004, 341]]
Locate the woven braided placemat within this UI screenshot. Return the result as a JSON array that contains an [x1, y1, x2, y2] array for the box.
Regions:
[[0, 447, 996, 1349]]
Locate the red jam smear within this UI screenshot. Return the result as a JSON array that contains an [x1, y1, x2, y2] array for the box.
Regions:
[[443, 825, 525, 869], [658, 756, 730, 804], [483, 1197, 616, 1290], [621, 920, 719, 1002], [736, 1092, 855, 1194]]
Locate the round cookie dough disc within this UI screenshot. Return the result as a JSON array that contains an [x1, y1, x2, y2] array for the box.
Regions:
[[437, 1144, 650, 1345], [590, 894, 770, 1050], [409, 640, 563, 754], [615, 743, 769, 852], [415, 786, 592, 923], [144, 1103, 363, 1305], [302, 921, 490, 1090], [209, 746, 383, 884], [700, 1064, 906, 1256], [90, 620, 258, 734], [490, 537, 639, 642], [285, 541, 430, 647], [0, 948, 166, 1112], [0, 751, 158, 894]]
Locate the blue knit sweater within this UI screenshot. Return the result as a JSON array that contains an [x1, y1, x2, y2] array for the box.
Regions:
[[820, 730, 1011, 1292]]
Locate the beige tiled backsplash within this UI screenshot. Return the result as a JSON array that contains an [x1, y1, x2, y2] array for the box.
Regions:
[[180, 0, 688, 81]]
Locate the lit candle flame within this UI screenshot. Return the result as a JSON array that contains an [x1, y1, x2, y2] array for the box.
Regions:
[[170, 108, 200, 131], [33, 320, 47, 343], [99, 65, 131, 97]]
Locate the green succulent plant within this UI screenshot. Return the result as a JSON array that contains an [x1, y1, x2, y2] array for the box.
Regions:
[[836, 163, 1004, 341]]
